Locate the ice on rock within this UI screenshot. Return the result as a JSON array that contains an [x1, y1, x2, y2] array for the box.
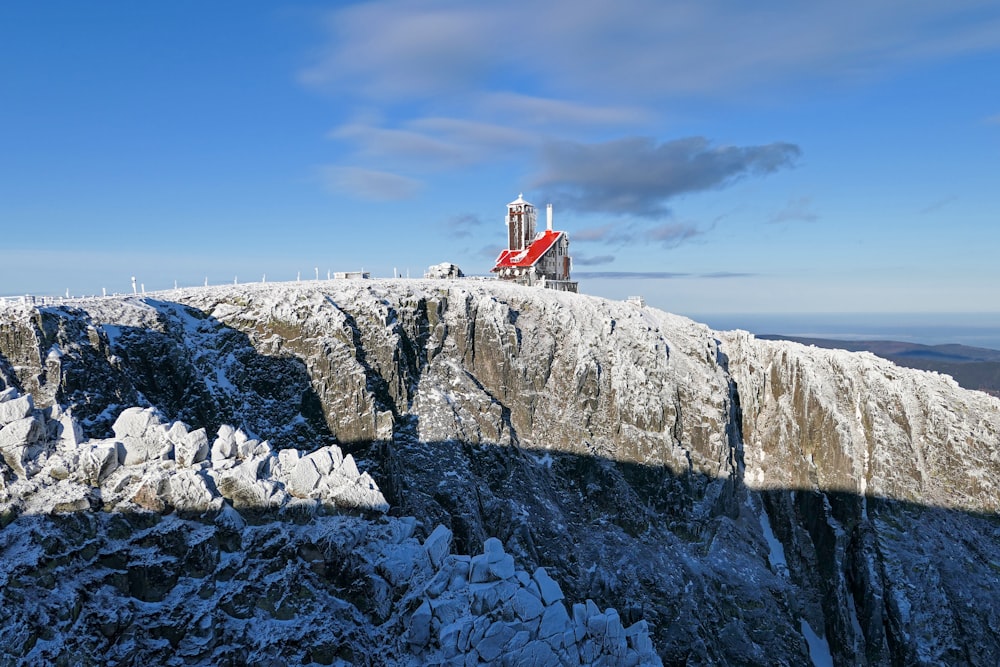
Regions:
[[408, 600, 433, 648], [167, 469, 220, 514], [113, 407, 170, 466], [166, 420, 189, 443], [0, 416, 46, 477], [0, 415, 46, 449], [0, 393, 33, 426], [112, 406, 157, 439], [0, 386, 18, 402], [512, 588, 546, 622], [303, 446, 340, 475], [477, 621, 517, 662], [210, 425, 237, 461], [82, 442, 120, 485], [54, 413, 83, 449], [215, 457, 279, 509], [277, 447, 301, 473], [338, 452, 360, 478], [175, 428, 209, 467], [539, 602, 571, 643], [233, 428, 262, 459], [423, 524, 453, 569], [288, 457, 322, 497], [532, 566, 565, 606]]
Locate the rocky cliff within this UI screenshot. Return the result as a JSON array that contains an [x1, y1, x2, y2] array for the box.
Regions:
[[0, 280, 997, 666]]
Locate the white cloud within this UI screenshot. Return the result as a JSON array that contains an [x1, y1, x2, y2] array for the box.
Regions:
[[301, 1, 1000, 102]]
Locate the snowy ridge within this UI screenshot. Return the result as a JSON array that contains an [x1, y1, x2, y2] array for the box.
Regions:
[[1, 278, 999, 665]]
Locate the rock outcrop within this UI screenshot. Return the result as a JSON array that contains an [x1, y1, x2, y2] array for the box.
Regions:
[[1, 280, 998, 665]]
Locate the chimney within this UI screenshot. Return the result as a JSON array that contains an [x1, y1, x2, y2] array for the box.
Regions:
[[546, 203, 553, 232]]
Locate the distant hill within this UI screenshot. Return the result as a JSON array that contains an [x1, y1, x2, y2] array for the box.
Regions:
[[759, 335, 1000, 397]]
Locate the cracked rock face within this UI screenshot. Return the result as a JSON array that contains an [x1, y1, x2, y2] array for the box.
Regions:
[[1, 280, 999, 666]]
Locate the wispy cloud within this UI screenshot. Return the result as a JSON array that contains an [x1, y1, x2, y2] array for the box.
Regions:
[[575, 270, 756, 280], [917, 195, 958, 214], [534, 136, 800, 218], [770, 196, 819, 223], [475, 244, 503, 259], [575, 271, 690, 279], [443, 213, 486, 238], [301, 2, 1000, 102], [480, 92, 652, 127], [574, 254, 616, 266], [319, 166, 421, 200], [701, 271, 757, 279], [645, 222, 702, 247]]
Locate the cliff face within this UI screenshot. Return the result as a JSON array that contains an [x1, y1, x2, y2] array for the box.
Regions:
[[0, 280, 998, 666]]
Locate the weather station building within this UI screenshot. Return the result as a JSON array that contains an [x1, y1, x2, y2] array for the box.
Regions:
[[492, 194, 577, 293]]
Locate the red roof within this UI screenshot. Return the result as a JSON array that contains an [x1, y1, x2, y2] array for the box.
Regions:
[[493, 231, 562, 271]]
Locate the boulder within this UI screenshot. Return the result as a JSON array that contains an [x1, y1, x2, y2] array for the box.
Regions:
[[215, 458, 281, 509], [113, 407, 170, 466], [82, 442, 120, 485], [0, 394, 34, 426], [287, 457, 321, 497], [533, 567, 565, 606], [54, 413, 84, 449], [423, 525, 453, 569], [176, 428, 209, 467], [168, 469, 220, 514], [112, 406, 158, 440], [210, 425, 237, 462], [0, 416, 46, 477]]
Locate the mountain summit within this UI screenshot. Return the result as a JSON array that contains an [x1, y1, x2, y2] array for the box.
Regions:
[[1, 280, 998, 665]]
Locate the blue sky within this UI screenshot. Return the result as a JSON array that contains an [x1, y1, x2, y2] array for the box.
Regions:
[[2, 1, 999, 318]]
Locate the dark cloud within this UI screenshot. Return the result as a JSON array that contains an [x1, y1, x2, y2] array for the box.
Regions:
[[534, 136, 801, 219], [574, 254, 616, 266]]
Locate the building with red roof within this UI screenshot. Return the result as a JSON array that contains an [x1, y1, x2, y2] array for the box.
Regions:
[[492, 195, 577, 293]]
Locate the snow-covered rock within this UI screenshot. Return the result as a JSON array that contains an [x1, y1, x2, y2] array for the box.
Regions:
[[0, 393, 33, 426], [113, 407, 172, 466], [0, 279, 998, 665], [175, 427, 209, 467]]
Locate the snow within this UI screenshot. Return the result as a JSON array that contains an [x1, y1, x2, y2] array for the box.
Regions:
[[756, 498, 789, 577], [800, 618, 834, 667]]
